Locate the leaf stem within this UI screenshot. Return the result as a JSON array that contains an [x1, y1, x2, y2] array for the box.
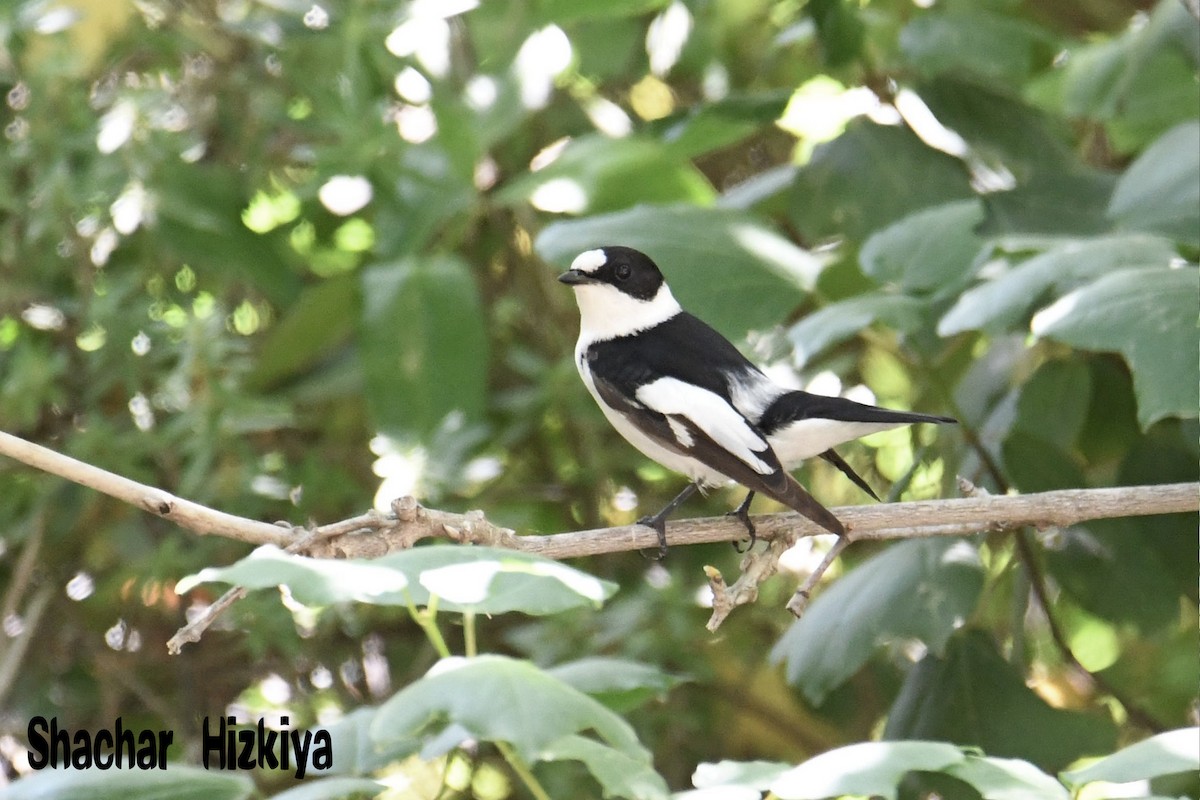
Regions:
[[495, 741, 551, 800], [463, 609, 477, 658]]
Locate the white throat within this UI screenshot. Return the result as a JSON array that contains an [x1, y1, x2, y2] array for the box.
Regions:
[[572, 282, 682, 345]]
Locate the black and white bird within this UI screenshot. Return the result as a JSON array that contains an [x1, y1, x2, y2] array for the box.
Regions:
[[558, 245, 956, 557]]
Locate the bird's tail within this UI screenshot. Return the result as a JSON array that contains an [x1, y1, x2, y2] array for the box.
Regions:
[[762, 391, 958, 428], [768, 474, 846, 537]]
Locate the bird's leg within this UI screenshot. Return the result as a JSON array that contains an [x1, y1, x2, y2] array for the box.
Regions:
[[637, 482, 700, 559], [725, 491, 757, 552]]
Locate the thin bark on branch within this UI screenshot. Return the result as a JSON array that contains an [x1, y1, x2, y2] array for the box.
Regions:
[[0, 431, 291, 546], [1, 431, 1196, 642]]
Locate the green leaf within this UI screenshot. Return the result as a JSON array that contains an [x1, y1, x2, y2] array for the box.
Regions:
[[807, 0, 865, 67], [1061, 728, 1200, 788], [883, 629, 1117, 772], [771, 741, 965, 800], [176, 545, 410, 605], [359, 254, 489, 438], [266, 777, 384, 800], [1044, 517, 1191, 631], [1001, 432, 1085, 493], [946, 755, 1070, 800], [1108, 121, 1200, 246], [900, 10, 1049, 82], [771, 538, 984, 705], [1031, 267, 1199, 429], [249, 276, 359, 390], [692, 760, 792, 792], [656, 92, 791, 159], [371, 655, 650, 764], [6, 767, 253, 800], [787, 294, 927, 367], [859, 200, 985, 295], [539, 735, 670, 800], [938, 233, 1178, 336], [537, 204, 822, 337], [980, 169, 1117, 236], [384, 545, 616, 614], [178, 545, 616, 615], [790, 120, 974, 243], [497, 135, 715, 215], [1011, 359, 1091, 450], [547, 657, 682, 712]]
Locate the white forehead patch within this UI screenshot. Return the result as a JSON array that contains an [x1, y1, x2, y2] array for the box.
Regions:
[[570, 248, 607, 274]]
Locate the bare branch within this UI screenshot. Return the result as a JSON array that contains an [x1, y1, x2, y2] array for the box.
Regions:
[[0, 431, 291, 546]]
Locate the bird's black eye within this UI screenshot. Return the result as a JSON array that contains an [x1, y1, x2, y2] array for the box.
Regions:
[[614, 263, 632, 280]]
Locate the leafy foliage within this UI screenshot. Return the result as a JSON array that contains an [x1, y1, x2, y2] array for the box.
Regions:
[[0, 0, 1196, 797]]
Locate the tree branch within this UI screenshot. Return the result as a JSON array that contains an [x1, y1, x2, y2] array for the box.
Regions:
[[0, 431, 292, 546], [1, 431, 1196, 642]]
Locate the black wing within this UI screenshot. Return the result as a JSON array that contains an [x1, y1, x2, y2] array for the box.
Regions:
[[590, 371, 844, 536]]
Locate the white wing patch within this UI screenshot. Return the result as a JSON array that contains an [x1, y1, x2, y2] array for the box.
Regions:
[[636, 377, 774, 475], [666, 417, 694, 448]]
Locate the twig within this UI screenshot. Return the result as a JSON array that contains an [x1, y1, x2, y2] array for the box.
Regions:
[[0, 431, 291, 546]]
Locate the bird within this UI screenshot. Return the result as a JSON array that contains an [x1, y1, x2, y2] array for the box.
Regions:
[[558, 245, 956, 558]]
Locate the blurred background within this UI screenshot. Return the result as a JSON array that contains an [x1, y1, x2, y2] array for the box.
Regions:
[[0, 0, 1197, 796]]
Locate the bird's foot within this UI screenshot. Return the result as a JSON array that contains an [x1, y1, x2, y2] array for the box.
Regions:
[[635, 513, 669, 560], [726, 492, 757, 552]]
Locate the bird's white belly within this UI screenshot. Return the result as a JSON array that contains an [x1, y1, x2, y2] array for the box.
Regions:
[[768, 418, 901, 467]]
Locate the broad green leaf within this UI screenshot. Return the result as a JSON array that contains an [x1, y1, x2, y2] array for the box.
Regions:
[[315, 707, 416, 777], [497, 135, 715, 215], [539, 735, 670, 800], [883, 629, 1116, 772], [771, 538, 983, 705], [1061, 3, 1200, 153], [178, 545, 616, 615], [788, 294, 927, 367], [938, 233, 1178, 336], [692, 760, 791, 791], [371, 655, 649, 763], [1011, 359, 1091, 449], [5, 767, 253, 800], [980, 169, 1117, 236], [177, 545, 410, 605], [1045, 517, 1192, 631], [267, 777, 385, 800], [537, 204, 822, 337], [1001, 432, 1085, 493], [1061, 728, 1200, 787], [859, 200, 985, 295], [790, 120, 974, 243], [249, 276, 359, 390], [807, 0, 865, 67], [1031, 267, 1199, 428], [771, 741, 965, 800], [900, 11, 1050, 82], [946, 756, 1069, 800], [547, 657, 682, 712], [656, 92, 791, 159], [1108, 121, 1200, 246], [917, 76, 1076, 177], [359, 254, 489, 438]]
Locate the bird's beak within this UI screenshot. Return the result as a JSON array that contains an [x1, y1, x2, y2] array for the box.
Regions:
[[557, 269, 596, 285]]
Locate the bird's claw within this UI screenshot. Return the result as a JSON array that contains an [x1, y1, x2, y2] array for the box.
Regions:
[[636, 514, 669, 560], [725, 499, 757, 552]]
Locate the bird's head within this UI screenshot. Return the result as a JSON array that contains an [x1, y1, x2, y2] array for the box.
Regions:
[[557, 246, 681, 340]]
